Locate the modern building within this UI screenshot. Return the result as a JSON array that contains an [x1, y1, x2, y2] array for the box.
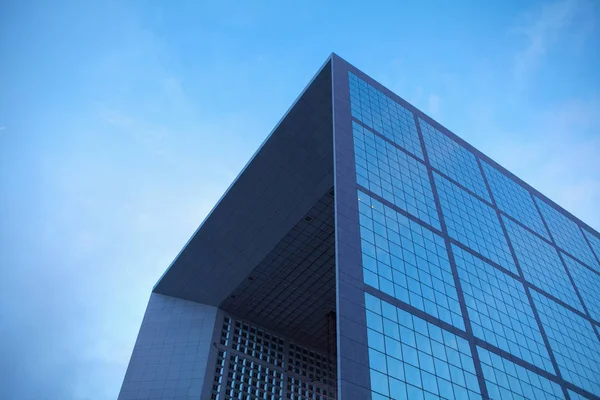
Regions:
[[118, 54, 600, 400]]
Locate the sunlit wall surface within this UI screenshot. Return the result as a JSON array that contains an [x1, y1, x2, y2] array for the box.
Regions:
[[346, 68, 600, 400]]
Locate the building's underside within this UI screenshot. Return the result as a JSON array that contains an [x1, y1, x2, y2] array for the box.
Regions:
[[128, 60, 341, 399]]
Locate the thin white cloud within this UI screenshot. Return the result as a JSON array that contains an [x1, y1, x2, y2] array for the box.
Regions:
[[428, 94, 441, 116], [512, 0, 593, 84]]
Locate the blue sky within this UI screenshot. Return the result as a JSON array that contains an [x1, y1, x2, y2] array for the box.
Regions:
[[1, 0, 598, 398]]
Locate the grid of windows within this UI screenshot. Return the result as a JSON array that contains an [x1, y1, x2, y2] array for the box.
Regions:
[[230, 319, 285, 367], [535, 198, 599, 270], [211, 316, 336, 400], [353, 122, 440, 229], [287, 343, 336, 389], [224, 355, 286, 400], [503, 216, 584, 312], [365, 293, 482, 400], [210, 349, 227, 399], [343, 66, 600, 400], [480, 161, 549, 240], [358, 190, 464, 329], [453, 245, 554, 373], [434, 172, 516, 274], [583, 229, 600, 271], [349, 72, 423, 159], [562, 253, 600, 322], [531, 291, 600, 396], [477, 347, 564, 400], [420, 119, 490, 201]]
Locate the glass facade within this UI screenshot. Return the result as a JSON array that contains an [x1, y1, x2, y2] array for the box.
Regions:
[[347, 69, 600, 400]]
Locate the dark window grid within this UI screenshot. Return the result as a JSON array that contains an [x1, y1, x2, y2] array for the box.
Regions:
[[536, 197, 600, 272], [353, 121, 440, 230], [420, 117, 491, 202], [349, 72, 423, 160], [213, 316, 335, 400], [477, 346, 565, 400], [357, 190, 464, 330], [452, 244, 555, 373], [433, 172, 517, 274], [359, 183, 595, 324], [561, 253, 600, 325], [365, 292, 482, 400], [531, 291, 600, 397], [503, 216, 585, 313], [480, 160, 550, 240], [364, 283, 597, 398]]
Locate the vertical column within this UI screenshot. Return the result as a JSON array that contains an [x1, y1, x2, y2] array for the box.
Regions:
[[331, 54, 373, 400]]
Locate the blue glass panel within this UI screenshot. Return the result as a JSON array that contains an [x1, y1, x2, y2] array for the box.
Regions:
[[568, 389, 594, 400], [503, 216, 584, 312], [532, 291, 600, 396], [353, 122, 440, 229], [535, 198, 599, 271], [358, 191, 463, 329], [365, 293, 482, 400], [453, 245, 554, 372], [583, 229, 600, 271], [433, 173, 516, 273], [349, 72, 423, 159], [477, 347, 564, 400], [419, 118, 490, 201], [481, 161, 549, 239], [562, 253, 600, 322]]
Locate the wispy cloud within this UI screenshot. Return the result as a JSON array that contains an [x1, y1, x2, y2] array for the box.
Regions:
[[428, 94, 441, 116], [512, 0, 594, 84]]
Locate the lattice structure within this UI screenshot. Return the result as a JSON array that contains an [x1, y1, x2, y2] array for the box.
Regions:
[[210, 316, 337, 400]]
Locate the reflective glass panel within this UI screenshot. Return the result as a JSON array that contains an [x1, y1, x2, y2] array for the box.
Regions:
[[562, 253, 600, 322], [532, 291, 600, 396], [504, 216, 584, 312], [434, 173, 516, 273], [535, 198, 599, 271], [358, 191, 463, 329], [420, 118, 490, 201], [365, 293, 482, 400], [568, 389, 593, 400], [582, 229, 600, 272], [481, 161, 549, 239], [478, 347, 564, 400], [353, 122, 440, 229], [453, 245, 554, 372], [349, 72, 423, 159]]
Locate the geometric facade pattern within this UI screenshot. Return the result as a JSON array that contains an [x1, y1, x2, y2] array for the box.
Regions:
[[119, 54, 600, 400], [344, 61, 600, 400]]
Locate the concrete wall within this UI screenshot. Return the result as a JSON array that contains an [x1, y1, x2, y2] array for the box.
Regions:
[[118, 293, 218, 400]]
